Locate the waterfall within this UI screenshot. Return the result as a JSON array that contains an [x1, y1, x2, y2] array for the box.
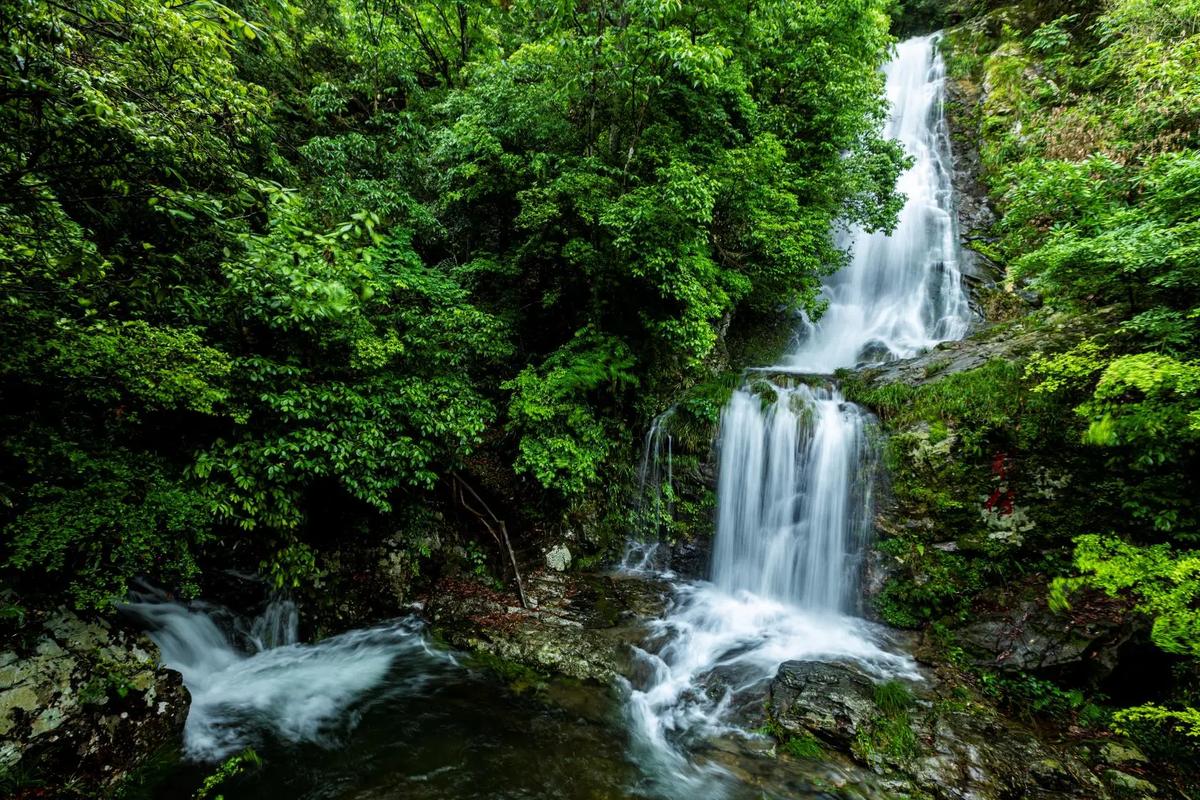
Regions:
[[123, 591, 454, 762], [623, 34, 970, 796], [247, 595, 299, 650], [712, 384, 875, 612], [786, 34, 971, 373], [622, 384, 908, 798], [622, 407, 677, 573]]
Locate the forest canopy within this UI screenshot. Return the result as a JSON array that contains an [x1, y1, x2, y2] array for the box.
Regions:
[[0, 0, 904, 607]]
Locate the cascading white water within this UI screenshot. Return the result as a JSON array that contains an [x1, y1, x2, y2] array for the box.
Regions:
[[785, 34, 971, 373], [123, 592, 455, 761], [712, 384, 874, 611], [623, 386, 910, 798], [624, 34, 971, 796]]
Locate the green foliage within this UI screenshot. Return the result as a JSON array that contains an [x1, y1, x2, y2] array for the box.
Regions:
[[978, 669, 1101, 723], [875, 540, 988, 627], [757, 714, 826, 760], [1113, 703, 1200, 739], [848, 359, 1046, 456], [855, 679, 920, 762], [874, 680, 915, 716], [781, 732, 825, 759], [194, 748, 262, 800], [4, 451, 210, 608], [938, 6, 1200, 751], [1052, 534, 1200, 658], [260, 542, 325, 591], [505, 330, 636, 497], [0, 0, 912, 606]]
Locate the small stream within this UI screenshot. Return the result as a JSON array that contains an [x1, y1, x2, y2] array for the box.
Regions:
[[129, 33, 973, 800], [126, 593, 642, 799]]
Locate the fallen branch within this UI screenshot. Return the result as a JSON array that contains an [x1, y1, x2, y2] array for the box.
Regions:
[[451, 472, 529, 609]]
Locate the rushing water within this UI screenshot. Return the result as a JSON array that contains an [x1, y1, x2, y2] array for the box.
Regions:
[[123, 591, 454, 763], [712, 385, 875, 611], [124, 593, 641, 799], [131, 32, 969, 800], [621, 407, 678, 573], [620, 385, 912, 797], [786, 33, 971, 373], [620, 32, 971, 795]]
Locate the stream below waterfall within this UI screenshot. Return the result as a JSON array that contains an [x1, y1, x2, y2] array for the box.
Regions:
[[131, 32, 972, 800]]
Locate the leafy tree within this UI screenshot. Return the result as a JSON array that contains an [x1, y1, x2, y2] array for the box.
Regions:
[[0, 0, 905, 606]]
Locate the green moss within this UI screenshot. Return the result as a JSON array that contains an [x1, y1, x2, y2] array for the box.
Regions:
[[871, 713, 921, 761], [874, 541, 992, 628], [843, 358, 1029, 456], [756, 714, 826, 760], [782, 732, 825, 759], [853, 680, 921, 763], [922, 358, 952, 379], [466, 650, 550, 694], [673, 372, 739, 451]]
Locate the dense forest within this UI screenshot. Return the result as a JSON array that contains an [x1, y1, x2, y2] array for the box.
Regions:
[[2, 0, 1200, 797], [1, 0, 904, 607]]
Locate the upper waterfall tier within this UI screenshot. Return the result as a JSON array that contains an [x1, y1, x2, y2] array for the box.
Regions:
[[784, 34, 971, 374]]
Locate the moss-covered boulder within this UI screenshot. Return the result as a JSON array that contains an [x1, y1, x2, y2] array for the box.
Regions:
[[0, 608, 188, 795]]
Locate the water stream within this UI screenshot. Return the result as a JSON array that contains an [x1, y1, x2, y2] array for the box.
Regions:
[[620, 385, 913, 797], [131, 32, 970, 800], [124, 592, 639, 799], [786, 33, 971, 372], [619, 31, 971, 795]]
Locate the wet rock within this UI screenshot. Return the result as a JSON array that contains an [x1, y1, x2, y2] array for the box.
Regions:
[[858, 340, 896, 365], [0, 608, 187, 793], [1100, 741, 1149, 766], [1103, 769, 1158, 797], [665, 535, 712, 580], [767, 660, 1107, 800], [427, 571, 668, 684], [849, 307, 1121, 391], [1017, 289, 1044, 308], [768, 661, 877, 749], [305, 533, 436, 636]]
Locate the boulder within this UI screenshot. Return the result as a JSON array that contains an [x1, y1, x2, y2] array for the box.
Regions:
[[426, 570, 668, 684], [544, 544, 572, 572], [768, 661, 877, 749], [0, 608, 188, 793]]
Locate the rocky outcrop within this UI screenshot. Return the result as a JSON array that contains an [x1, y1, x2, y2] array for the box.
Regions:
[[848, 307, 1120, 391], [943, 41, 999, 300], [955, 593, 1137, 682], [0, 608, 188, 794], [426, 570, 668, 684], [768, 661, 879, 748], [767, 660, 1115, 800]]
